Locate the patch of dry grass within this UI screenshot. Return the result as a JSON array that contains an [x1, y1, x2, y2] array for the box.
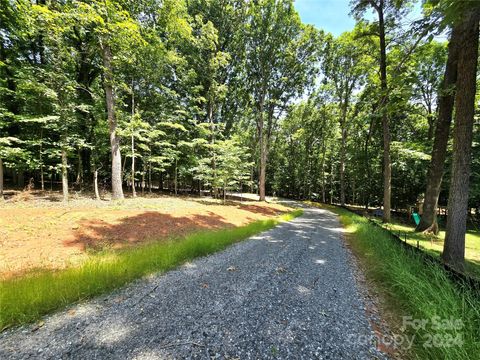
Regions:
[[0, 194, 293, 278]]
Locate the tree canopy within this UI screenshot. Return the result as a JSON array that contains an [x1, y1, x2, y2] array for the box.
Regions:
[[1, 0, 479, 268]]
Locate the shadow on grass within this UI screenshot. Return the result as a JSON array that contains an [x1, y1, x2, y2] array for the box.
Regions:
[[65, 211, 232, 251], [0, 210, 302, 331]]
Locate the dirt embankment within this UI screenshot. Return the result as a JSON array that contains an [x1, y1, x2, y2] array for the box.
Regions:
[[0, 194, 291, 278]]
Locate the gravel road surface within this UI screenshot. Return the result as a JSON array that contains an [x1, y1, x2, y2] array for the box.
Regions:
[[0, 205, 384, 359]]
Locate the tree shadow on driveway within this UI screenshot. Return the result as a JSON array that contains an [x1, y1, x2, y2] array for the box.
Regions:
[[190, 199, 286, 217]]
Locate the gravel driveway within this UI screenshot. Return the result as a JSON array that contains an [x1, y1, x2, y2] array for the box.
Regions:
[[0, 205, 384, 359]]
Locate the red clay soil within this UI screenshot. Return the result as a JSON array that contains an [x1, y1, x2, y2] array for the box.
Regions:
[[0, 196, 291, 278]]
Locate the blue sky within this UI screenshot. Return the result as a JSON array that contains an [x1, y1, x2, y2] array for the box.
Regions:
[[294, 0, 356, 36], [294, 0, 437, 38]]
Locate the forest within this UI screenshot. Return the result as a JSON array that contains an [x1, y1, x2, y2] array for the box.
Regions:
[[1, 0, 479, 272]]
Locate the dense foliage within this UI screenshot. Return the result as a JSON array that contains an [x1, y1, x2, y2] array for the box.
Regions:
[[0, 0, 320, 201], [0, 0, 479, 264]]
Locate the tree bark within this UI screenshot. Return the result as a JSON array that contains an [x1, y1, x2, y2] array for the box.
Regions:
[[259, 135, 267, 201], [102, 43, 124, 200], [148, 161, 152, 193], [40, 128, 45, 191], [257, 94, 267, 202], [131, 133, 136, 198], [61, 147, 69, 202], [377, 0, 391, 223], [40, 166, 45, 191], [321, 150, 326, 203], [426, 111, 434, 142], [208, 99, 218, 199], [443, 10, 480, 270], [339, 104, 348, 206], [131, 84, 136, 198], [416, 25, 461, 234], [174, 158, 178, 196], [94, 168, 101, 200], [0, 157, 4, 200], [141, 164, 145, 196], [76, 149, 83, 186], [330, 160, 334, 204]]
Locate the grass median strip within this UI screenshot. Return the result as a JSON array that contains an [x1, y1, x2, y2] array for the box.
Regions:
[[307, 202, 479, 360], [0, 209, 303, 331]]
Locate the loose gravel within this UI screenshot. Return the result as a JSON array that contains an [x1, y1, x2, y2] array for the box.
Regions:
[[0, 205, 385, 359]]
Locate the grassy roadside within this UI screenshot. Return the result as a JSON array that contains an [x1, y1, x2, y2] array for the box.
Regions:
[[308, 202, 479, 360], [0, 209, 303, 331], [372, 219, 480, 279]]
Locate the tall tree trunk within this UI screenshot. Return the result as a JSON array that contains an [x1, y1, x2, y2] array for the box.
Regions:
[[94, 167, 101, 201], [131, 133, 136, 198], [174, 158, 178, 196], [76, 149, 83, 186], [416, 26, 461, 234], [259, 135, 267, 201], [364, 114, 375, 210], [141, 164, 145, 196], [330, 160, 334, 204], [208, 100, 218, 199], [257, 96, 267, 202], [377, 1, 391, 223], [320, 143, 326, 203], [40, 128, 45, 191], [40, 165, 45, 191], [131, 83, 136, 198], [443, 10, 480, 270], [61, 147, 69, 202], [148, 161, 152, 193], [102, 43, 124, 200], [0, 157, 4, 200], [339, 104, 348, 206]]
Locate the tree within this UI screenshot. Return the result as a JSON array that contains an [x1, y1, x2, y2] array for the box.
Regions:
[[322, 31, 369, 205], [409, 42, 447, 141], [194, 137, 252, 202], [352, 0, 408, 222], [188, 16, 230, 197], [442, 6, 480, 270], [216, 138, 252, 203], [0, 0, 28, 196], [0, 135, 24, 199], [25, 3, 85, 201], [244, 0, 319, 201], [269, 97, 337, 201], [72, 0, 144, 199], [101, 39, 123, 199], [120, 107, 150, 197], [415, 27, 461, 234]]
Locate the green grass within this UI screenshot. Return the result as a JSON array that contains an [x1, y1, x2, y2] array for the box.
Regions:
[[0, 209, 303, 331], [308, 202, 480, 360], [374, 219, 480, 279]]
